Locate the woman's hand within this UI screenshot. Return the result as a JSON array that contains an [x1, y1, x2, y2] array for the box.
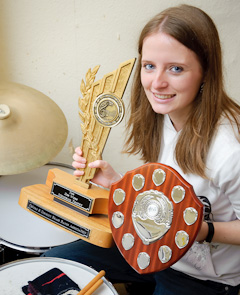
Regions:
[[72, 146, 121, 189]]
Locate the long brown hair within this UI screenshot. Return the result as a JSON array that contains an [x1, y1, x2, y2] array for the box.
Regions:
[[124, 4, 240, 177]]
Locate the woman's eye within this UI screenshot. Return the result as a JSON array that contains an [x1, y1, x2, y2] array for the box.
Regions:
[[170, 66, 183, 73], [143, 63, 155, 70]]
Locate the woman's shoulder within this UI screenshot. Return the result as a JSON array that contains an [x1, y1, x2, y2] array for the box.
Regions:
[[214, 116, 240, 147], [207, 116, 240, 174]]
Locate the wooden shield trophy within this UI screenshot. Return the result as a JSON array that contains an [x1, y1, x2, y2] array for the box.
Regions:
[[19, 58, 136, 248], [108, 163, 203, 274]]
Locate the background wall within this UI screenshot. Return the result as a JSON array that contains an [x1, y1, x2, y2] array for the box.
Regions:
[[1, 0, 240, 174]]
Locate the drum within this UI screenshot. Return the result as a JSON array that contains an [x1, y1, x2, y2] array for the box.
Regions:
[[0, 163, 79, 262], [0, 257, 118, 294]]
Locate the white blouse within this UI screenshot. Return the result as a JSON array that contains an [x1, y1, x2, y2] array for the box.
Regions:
[[158, 115, 240, 286]]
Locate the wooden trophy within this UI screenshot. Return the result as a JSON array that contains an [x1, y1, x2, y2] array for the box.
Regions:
[[108, 163, 203, 273], [19, 58, 136, 248]]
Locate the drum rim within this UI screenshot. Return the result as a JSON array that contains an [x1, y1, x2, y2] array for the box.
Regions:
[[0, 257, 118, 294], [0, 238, 56, 254], [0, 162, 78, 253]]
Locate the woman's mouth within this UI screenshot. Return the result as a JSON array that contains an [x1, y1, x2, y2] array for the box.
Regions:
[[154, 93, 175, 100]]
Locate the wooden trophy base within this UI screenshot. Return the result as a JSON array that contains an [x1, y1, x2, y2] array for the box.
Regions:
[[19, 168, 113, 248]]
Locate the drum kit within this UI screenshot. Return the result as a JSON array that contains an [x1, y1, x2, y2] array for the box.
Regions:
[[0, 59, 203, 293], [0, 257, 118, 294], [0, 81, 76, 258], [0, 78, 118, 294]]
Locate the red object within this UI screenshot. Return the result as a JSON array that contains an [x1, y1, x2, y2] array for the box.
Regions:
[[109, 163, 203, 274]]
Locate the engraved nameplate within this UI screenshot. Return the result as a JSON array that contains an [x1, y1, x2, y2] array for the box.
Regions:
[[51, 182, 93, 212], [27, 201, 90, 238], [54, 197, 90, 216]]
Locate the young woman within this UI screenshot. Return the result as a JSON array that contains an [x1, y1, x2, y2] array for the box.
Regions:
[[43, 5, 240, 295]]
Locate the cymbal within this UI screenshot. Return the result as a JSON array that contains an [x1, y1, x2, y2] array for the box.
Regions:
[[0, 81, 68, 175]]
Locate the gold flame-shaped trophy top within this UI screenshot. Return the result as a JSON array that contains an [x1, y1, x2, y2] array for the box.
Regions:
[[77, 58, 136, 188]]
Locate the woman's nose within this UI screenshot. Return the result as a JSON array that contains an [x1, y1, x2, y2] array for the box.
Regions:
[[152, 71, 168, 89]]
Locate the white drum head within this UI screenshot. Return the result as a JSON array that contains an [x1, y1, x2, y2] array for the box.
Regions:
[[0, 257, 118, 294], [0, 164, 79, 253]]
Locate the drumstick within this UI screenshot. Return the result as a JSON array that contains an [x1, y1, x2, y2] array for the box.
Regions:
[[83, 279, 103, 295], [77, 270, 105, 295]]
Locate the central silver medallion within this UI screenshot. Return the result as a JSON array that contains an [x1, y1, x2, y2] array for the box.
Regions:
[[132, 190, 173, 245]]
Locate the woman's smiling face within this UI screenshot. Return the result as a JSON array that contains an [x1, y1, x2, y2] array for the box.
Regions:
[[141, 32, 203, 131]]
